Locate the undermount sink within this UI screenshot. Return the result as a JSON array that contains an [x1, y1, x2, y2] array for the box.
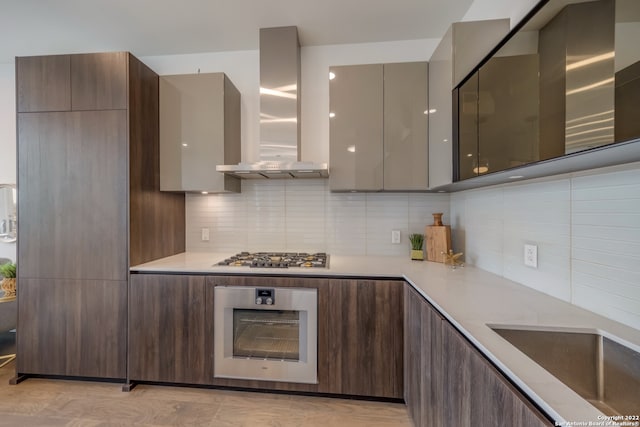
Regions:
[[490, 325, 640, 416]]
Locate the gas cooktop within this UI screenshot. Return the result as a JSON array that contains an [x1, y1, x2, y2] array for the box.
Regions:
[[216, 252, 329, 268]]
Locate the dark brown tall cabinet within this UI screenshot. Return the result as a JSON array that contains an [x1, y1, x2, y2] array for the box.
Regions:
[[16, 52, 185, 380]]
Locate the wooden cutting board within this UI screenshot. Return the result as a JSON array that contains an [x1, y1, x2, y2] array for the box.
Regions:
[[425, 225, 451, 263]]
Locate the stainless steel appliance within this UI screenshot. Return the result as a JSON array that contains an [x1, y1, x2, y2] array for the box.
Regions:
[[216, 26, 328, 179], [214, 285, 318, 383], [216, 252, 328, 268]]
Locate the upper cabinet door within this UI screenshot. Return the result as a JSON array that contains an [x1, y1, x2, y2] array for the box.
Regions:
[[16, 55, 71, 113], [71, 52, 128, 111], [428, 19, 510, 188], [383, 62, 428, 191], [452, 0, 640, 186], [456, 73, 479, 181], [329, 64, 384, 191], [159, 72, 241, 193]]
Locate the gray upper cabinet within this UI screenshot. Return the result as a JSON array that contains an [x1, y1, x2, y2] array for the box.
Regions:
[[329, 64, 384, 191], [160, 72, 241, 193], [451, 0, 640, 188], [428, 19, 510, 188], [384, 62, 429, 191], [330, 62, 428, 192]]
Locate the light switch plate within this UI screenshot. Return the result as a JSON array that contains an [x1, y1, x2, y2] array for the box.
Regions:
[[201, 228, 210, 241], [391, 230, 401, 244], [524, 244, 537, 268]]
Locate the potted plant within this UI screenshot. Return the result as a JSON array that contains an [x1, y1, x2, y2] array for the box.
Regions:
[[0, 262, 16, 299], [409, 233, 424, 261]]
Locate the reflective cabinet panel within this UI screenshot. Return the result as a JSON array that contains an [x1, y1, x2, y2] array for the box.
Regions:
[[383, 62, 428, 191], [329, 64, 384, 191], [457, 73, 479, 180], [455, 0, 640, 181]]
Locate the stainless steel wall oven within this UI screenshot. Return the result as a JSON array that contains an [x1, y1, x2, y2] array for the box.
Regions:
[[214, 286, 318, 384]]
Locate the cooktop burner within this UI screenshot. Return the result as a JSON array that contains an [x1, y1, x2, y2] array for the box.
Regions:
[[216, 252, 329, 268]]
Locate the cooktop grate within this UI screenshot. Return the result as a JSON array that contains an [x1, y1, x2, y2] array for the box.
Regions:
[[215, 252, 329, 268]]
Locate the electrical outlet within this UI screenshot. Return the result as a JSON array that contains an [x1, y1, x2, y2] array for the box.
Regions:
[[391, 230, 401, 244], [201, 228, 210, 242], [524, 244, 537, 268]]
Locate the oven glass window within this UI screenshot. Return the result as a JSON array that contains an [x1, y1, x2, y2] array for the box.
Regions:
[[232, 309, 300, 361]]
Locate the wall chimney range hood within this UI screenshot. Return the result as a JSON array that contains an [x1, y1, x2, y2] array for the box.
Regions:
[[216, 26, 329, 179]]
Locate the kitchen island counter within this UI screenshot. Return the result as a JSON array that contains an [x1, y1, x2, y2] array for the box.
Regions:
[[132, 252, 640, 424]]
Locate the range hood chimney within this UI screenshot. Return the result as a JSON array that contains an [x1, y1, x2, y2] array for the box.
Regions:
[[216, 26, 329, 179]]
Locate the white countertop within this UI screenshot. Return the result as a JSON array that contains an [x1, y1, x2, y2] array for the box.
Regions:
[[132, 252, 640, 424]]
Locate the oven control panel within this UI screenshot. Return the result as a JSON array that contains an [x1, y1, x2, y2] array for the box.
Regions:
[[255, 288, 275, 305]]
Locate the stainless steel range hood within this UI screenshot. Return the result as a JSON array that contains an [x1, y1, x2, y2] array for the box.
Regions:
[[216, 26, 329, 179]]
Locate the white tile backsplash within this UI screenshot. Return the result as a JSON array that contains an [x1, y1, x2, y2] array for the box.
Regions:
[[186, 179, 451, 257], [326, 192, 367, 255], [570, 166, 640, 329], [450, 162, 640, 330], [186, 162, 640, 330]]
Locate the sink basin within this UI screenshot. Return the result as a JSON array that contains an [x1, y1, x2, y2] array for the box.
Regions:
[[490, 325, 640, 416]]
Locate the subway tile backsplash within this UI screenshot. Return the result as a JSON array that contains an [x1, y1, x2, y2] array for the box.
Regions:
[[571, 167, 640, 330], [187, 163, 640, 331], [450, 163, 640, 331], [186, 179, 451, 256]]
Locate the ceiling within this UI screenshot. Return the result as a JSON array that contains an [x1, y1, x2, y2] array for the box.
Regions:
[[0, 0, 475, 63]]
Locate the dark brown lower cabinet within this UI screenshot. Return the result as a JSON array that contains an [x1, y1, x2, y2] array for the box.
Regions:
[[324, 279, 404, 399], [404, 283, 553, 427], [404, 285, 443, 426], [128, 274, 207, 384], [126, 274, 403, 398], [17, 278, 127, 379]]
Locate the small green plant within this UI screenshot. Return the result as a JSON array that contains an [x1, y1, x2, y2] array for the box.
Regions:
[[409, 233, 424, 251], [0, 262, 16, 279]]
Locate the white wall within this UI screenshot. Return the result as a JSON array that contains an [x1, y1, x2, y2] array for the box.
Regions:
[[0, 63, 16, 261]]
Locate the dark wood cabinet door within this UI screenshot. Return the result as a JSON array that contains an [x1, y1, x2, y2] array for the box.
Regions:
[[404, 284, 444, 427], [16, 55, 71, 112], [427, 302, 444, 426], [469, 338, 554, 427], [17, 111, 128, 281], [324, 279, 404, 398], [441, 320, 553, 427], [404, 285, 423, 424], [405, 286, 551, 426], [129, 274, 207, 384], [71, 52, 128, 111], [17, 278, 127, 379]]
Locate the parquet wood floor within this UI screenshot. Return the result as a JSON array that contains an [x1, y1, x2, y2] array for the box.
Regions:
[[0, 361, 412, 426]]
